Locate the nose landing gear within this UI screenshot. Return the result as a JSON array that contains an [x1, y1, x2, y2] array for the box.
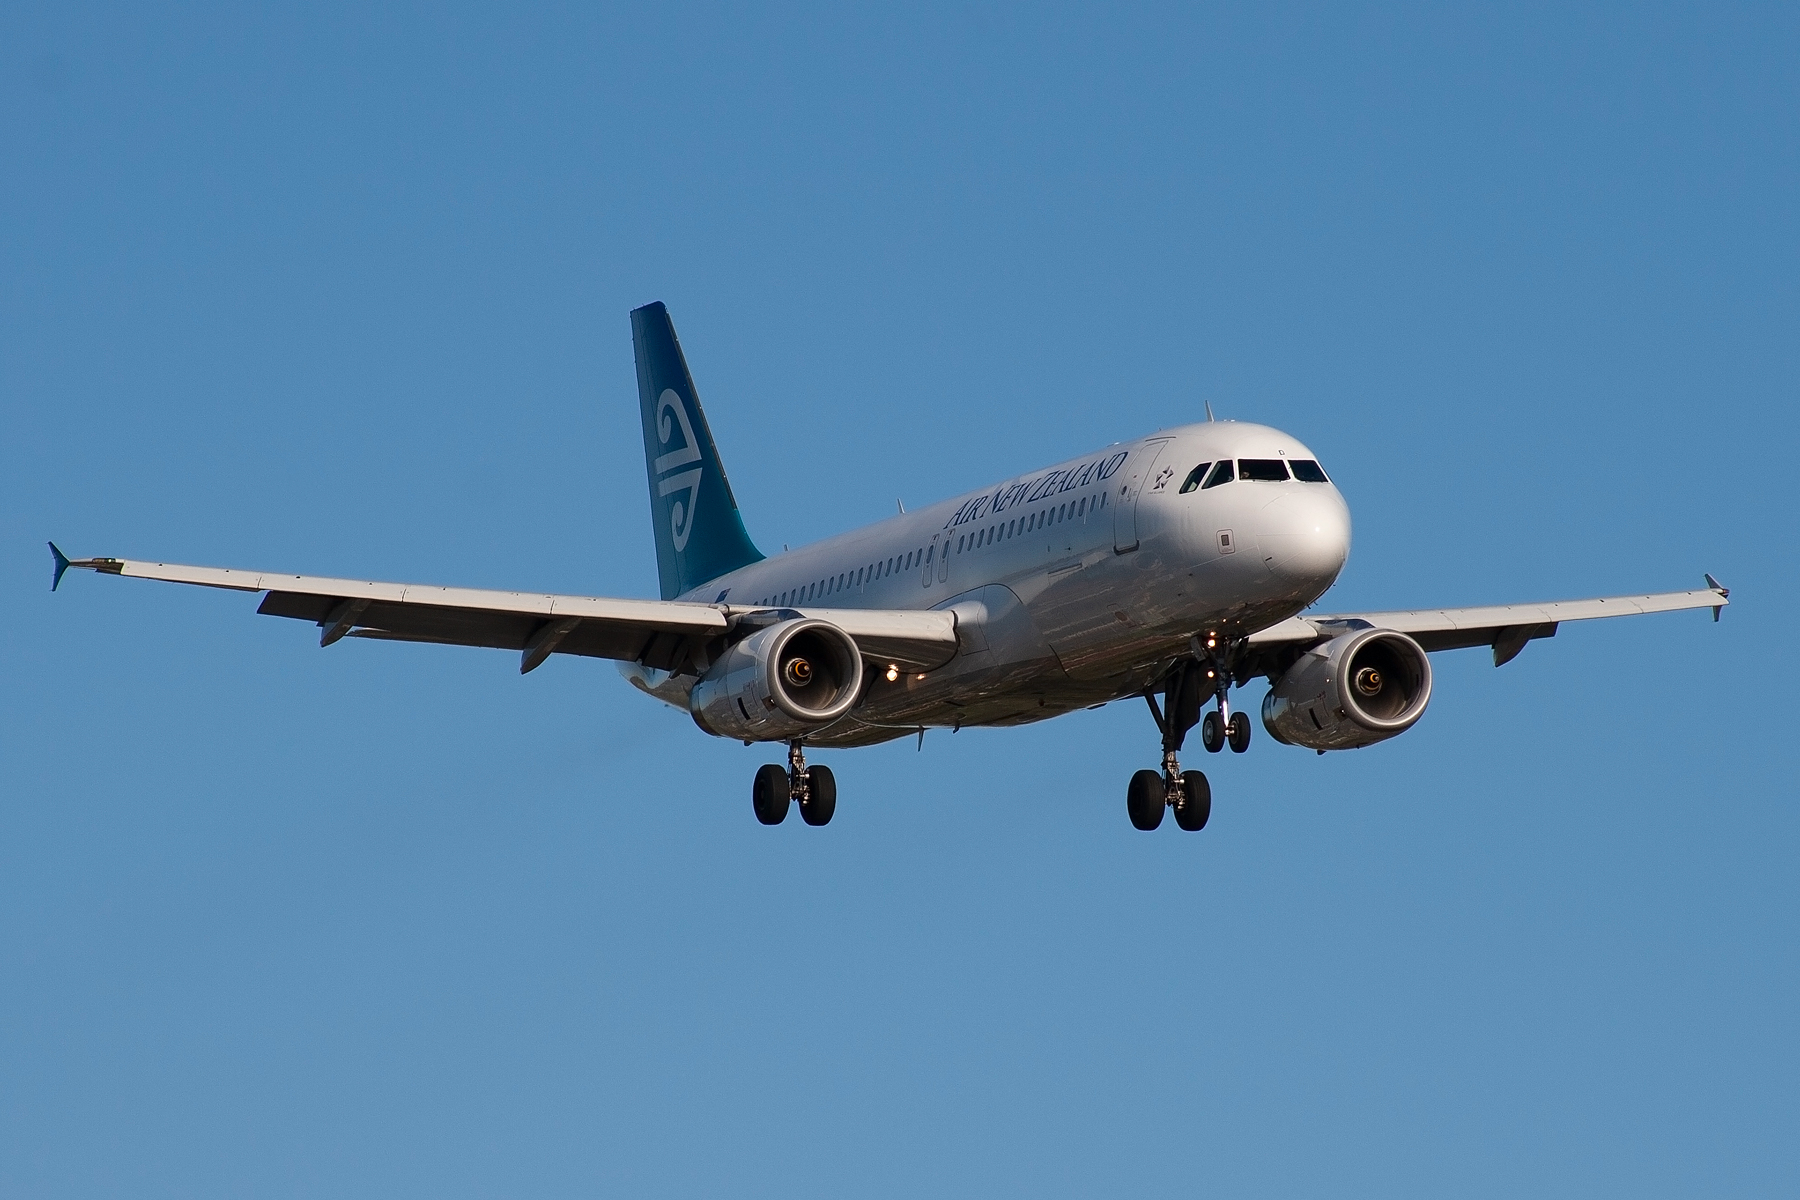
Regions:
[[752, 741, 836, 826], [1199, 678, 1251, 754]]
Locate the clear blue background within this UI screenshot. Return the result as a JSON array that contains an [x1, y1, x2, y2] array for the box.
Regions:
[[3, 4, 1795, 1196]]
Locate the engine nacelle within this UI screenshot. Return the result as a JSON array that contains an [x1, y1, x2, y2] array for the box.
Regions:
[[1261, 628, 1433, 751], [689, 618, 865, 741]]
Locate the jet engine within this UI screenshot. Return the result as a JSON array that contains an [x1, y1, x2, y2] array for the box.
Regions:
[[689, 618, 865, 741], [1261, 628, 1432, 751]]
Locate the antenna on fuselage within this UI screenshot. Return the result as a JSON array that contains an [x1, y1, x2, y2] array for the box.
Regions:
[[1205, 400, 1216, 422]]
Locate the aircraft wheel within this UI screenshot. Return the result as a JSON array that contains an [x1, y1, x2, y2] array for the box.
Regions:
[[1127, 769, 1166, 831], [1201, 711, 1226, 753], [1173, 771, 1212, 831], [1227, 711, 1252, 753], [800, 765, 836, 826], [752, 763, 790, 825]]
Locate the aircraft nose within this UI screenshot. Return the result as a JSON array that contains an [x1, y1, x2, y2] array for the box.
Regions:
[[1257, 487, 1350, 588]]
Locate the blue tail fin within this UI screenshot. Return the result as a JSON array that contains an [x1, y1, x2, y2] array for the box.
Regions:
[[630, 302, 765, 600]]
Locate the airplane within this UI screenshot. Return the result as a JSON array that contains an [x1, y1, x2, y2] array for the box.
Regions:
[[50, 301, 1730, 831]]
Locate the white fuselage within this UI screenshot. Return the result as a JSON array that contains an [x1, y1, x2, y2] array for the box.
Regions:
[[634, 421, 1351, 746]]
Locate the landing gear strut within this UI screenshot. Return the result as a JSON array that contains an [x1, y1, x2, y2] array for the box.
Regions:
[[1198, 654, 1251, 755], [1133, 661, 1213, 832], [753, 741, 836, 827]]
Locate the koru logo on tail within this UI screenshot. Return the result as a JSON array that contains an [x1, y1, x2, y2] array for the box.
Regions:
[[654, 388, 703, 552]]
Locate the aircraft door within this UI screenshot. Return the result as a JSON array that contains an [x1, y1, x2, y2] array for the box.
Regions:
[[1113, 438, 1173, 553], [922, 535, 937, 588]]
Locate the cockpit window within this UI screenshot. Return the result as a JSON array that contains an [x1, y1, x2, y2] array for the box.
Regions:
[[1201, 460, 1234, 489], [1178, 463, 1212, 494], [1291, 459, 1330, 483], [1239, 459, 1290, 482]]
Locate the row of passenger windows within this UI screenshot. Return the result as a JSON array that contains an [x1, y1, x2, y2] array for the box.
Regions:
[[756, 544, 932, 606], [955, 490, 1103, 554], [750, 489, 1107, 605], [1177, 457, 1330, 493]]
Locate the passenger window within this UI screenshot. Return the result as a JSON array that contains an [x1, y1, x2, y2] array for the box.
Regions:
[[1239, 459, 1290, 481], [1202, 461, 1234, 488], [1178, 462, 1212, 494], [1291, 459, 1330, 483]]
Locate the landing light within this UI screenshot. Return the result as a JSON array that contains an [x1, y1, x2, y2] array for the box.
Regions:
[[886, 665, 899, 682]]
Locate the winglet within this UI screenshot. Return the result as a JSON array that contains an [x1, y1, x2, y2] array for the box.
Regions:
[[49, 542, 71, 591], [1704, 573, 1729, 622]]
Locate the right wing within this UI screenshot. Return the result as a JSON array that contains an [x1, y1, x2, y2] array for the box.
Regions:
[[49, 548, 959, 675], [1247, 580, 1729, 666]]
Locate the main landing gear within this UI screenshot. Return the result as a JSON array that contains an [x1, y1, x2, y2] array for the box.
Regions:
[[1128, 643, 1249, 832], [753, 741, 836, 827]]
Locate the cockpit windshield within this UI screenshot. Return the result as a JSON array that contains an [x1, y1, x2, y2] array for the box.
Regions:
[[1291, 459, 1330, 483], [1238, 459, 1290, 482], [1201, 460, 1234, 489]]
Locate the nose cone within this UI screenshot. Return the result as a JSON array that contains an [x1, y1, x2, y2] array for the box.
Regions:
[[1258, 488, 1350, 591]]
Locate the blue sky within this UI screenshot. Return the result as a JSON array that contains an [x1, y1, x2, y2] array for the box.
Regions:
[[3, 4, 1796, 1196]]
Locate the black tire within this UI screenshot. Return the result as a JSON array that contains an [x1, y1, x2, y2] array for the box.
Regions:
[[1200, 710, 1225, 753], [1174, 770, 1212, 831], [752, 763, 790, 825], [800, 765, 836, 826], [1126, 769, 1166, 830], [1227, 710, 1252, 753]]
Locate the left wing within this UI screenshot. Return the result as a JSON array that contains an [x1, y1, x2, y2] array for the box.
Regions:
[[1247, 579, 1729, 667], [48, 546, 959, 674]]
